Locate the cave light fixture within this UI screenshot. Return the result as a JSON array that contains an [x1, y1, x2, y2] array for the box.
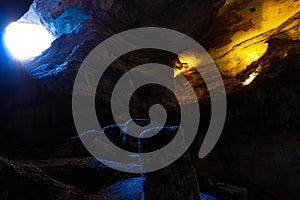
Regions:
[[243, 73, 256, 86], [174, 54, 200, 77], [4, 22, 55, 60], [174, 60, 190, 77], [174, 62, 190, 78], [175, 62, 189, 70], [243, 66, 262, 86]]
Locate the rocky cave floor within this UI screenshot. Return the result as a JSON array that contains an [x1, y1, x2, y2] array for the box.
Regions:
[[0, 0, 300, 199]]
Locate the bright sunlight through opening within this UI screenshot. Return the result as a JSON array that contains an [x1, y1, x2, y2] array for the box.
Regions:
[[4, 22, 54, 60]]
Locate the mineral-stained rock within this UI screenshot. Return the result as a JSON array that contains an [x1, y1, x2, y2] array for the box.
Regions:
[[0, 157, 83, 200], [203, 0, 300, 76], [211, 10, 300, 79]]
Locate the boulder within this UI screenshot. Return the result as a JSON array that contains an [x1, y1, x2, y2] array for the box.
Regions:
[[0, 157, 83, 200]]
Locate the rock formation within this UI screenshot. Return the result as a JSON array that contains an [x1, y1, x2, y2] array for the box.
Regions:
[[0, 0, 299, 199]]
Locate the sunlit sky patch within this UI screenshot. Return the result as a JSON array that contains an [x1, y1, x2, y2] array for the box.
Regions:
[[4, 22, 54, 60]]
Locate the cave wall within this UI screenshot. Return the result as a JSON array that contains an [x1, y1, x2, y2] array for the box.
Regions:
[[0, 0, 299, 199]]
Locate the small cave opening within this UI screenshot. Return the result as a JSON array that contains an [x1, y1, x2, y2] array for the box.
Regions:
[[4, 22, 54, 60], [3, 1, 87, 61]]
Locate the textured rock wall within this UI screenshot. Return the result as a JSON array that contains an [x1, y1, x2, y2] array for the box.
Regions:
[[193, 40, 300, 199], [0, 0, 299, 199]]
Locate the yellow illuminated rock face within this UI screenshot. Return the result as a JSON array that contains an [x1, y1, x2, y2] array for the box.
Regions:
[[172, 0, 300, 100], [173, 55, 207, 103], [205, 0, 300, 78], [173, 54, 202, 78], [173, 56, 191, 78], [222, 0, 300, 50]]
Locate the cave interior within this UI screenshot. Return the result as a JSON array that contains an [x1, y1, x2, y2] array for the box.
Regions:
[[0, 0, 299, 199]]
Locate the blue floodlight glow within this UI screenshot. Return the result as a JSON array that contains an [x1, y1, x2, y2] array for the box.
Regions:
[[4, 22, 54, 60]]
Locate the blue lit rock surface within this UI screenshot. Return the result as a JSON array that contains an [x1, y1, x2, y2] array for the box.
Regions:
[[16, 1, 88, 37], [92, 178, 144, 200], [32, 0, 88, 37]]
